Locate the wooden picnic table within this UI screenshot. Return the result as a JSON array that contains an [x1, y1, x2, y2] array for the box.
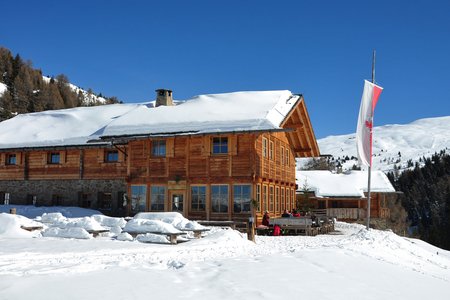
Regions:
[[123, 230, 185, 244]]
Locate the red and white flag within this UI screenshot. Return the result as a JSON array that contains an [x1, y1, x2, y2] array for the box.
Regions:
[[356, 80, 383, 166]]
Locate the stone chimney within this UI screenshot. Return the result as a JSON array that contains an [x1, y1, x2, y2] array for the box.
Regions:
[[155, 89, 173, 107]]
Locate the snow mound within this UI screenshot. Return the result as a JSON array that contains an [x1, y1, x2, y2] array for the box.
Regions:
[[42, 227, 91, 239], [92, 214, 127, 228], [0, 213, 43, 238], [136, 233, 171, 244], [116, 232, 134, 241], [134, 212, 207, 231], [124, 219, 182, 234]]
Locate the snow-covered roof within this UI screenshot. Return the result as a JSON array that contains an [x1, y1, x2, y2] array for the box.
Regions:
[[0, 90, 301, 150], [296, 170, 395, 198]]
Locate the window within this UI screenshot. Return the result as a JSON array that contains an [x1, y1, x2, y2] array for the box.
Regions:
[[105, 150, 118, 162], [131, 185, 147, 213], [191, 186, 206, 211], [269, 186, 274, 212], [211, 185, 228, 213], [256, 184, 261, 212], [292, 189, 296, 209], [48, 152, 60, 164], [275, 186, 279, 212], [172, 194, 183, 212], [79, 193, 91, 208], [286, 188, 290, 211], [52, 194, 63, 206], [269, 141, 274, 160], [281, 187, 285, 211], [98, 192, 112, 210], [286, 149, 290, 166], [262, 138, 268, 158], [151, 186, 166, 211], [262, 185, 268, 212], [281, 147, 284, 166], [6, 154, 16, 165], [233, 184, 251, 213], [212, 137, 228, 154], [152, 140, 166, 157]]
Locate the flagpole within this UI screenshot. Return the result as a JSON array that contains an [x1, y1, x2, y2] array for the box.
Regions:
[[366, 50, 376, 230]]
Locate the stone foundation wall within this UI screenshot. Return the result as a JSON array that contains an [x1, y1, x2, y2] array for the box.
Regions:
[[0, 179, 128, 216]]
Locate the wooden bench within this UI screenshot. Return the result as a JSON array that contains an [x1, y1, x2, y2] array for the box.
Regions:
[[270, 217, 317, 236], [20, 225, 44, 232], [123, 230, 185, 244], [180, 228, 210, 238], [86, 229, 110, 237]]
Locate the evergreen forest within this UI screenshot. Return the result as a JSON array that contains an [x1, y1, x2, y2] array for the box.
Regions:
[[0, 47, 120, 121], [388, 151, 450, 250]]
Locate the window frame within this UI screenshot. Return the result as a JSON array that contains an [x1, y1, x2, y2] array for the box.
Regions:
[[233, 184, 252, 213], [212, 137, 228, 155], [152, 140, 167, 157], [98, 192, 113, 210], [150, 185, 166, 211], [190, 185, 206, 212], [211, 184, 229, 213], [105, 150, 119, 163], [262, 137, 268, 158], [269, 141, 274, 160], [48, 152, 60, 164], [262, 184, 268, 212], [269, 186, 274, 212], [256, 184, 261, 212], [130, 185, 147, 213], [6, 153, 16, 165]]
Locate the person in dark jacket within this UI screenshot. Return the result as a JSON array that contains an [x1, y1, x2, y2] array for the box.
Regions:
[[281, 209, 291, 218], [262, 211, 270, 226]]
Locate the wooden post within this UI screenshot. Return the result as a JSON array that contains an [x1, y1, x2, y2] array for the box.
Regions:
[[247, 217, 255, 242], [10, 208, 16, 214]]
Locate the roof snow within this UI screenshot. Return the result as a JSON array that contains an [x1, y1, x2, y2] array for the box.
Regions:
[[0, 90, 300, 149], [296, 170, 395, 197]]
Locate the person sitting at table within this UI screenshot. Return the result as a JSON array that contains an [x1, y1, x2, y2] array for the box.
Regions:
[[292, 209, 301, 217], [281, 209, 291, 218], [262, 211, 270, 226]]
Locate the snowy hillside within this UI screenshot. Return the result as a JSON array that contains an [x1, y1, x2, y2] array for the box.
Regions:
[[0, 207, 449, 299], [316, 116, 450, 173], [42, 76, 107, 105]]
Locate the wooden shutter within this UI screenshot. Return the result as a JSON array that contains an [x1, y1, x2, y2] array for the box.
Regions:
[[166, 138, 175, 157], [202, 136, 211, 157], [229, 135, 238, 155]]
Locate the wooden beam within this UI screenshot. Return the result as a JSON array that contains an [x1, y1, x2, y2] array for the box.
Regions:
[[284, 122, 304, 130], [294, 148, 312, 154]]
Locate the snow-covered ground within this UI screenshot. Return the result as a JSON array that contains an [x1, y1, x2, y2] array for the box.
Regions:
[[0, 206, 449, 300]]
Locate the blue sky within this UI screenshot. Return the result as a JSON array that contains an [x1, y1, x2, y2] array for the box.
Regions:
[[1, 0, 450, 138]]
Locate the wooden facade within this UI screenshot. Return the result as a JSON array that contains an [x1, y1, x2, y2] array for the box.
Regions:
[[0, 92, 320, 223]]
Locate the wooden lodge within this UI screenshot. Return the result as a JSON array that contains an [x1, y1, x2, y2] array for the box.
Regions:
[[296, 170, 396, 221], [0, 89, 320, 224]]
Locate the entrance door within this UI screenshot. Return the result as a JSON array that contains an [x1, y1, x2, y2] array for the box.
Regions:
[[171, 192, 184, 213]]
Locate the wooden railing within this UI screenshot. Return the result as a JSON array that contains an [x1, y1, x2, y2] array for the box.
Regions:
[[327, 208, 366, 220]]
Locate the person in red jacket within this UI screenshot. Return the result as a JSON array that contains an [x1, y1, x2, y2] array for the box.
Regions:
[[262, 211, 270, 226]]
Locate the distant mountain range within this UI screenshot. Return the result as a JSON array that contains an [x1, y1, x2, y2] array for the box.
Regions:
[[316, 116, 450, 173]]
